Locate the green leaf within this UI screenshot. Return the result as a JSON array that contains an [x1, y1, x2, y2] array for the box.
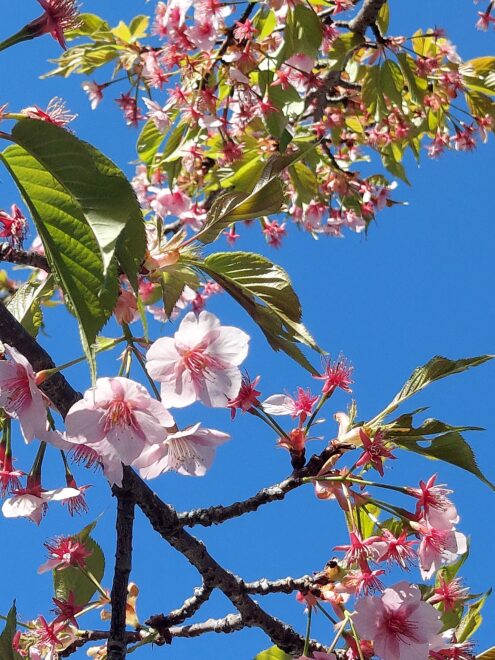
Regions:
[[1, 144, 118, 378], [195, 178, 284, 245], [396, 52, 425, 104], [461, 57, 495, 96], [129, 15, 150, 39], [457, 590, 491, 643], [0, 603, 22, 660], [394, 431, 495, 490], [7, 276, 54, 337], [136, 119, 165, 164], [437, 540, 469, 585], [389, 355, 493, 412], [197, 252, 321, 373], [65, 13, 111, 39], [279, 5, 323, 62], [161, 264, 200, 318], [376, 2, 390, 34], [254, 7, 277, 40], [381, 60, 404, 107], [362, 65, 387, 119], [477, 647, 495, 659], [11, 119, 145, 280], [382, 414, 483, 439], [255, 647, 291, 660], [381, 149, 410, 184], [357, 503, 380, 539], [327, 33, 365, 71], [54, 525, 105, 607], [289, 162, 318, 203]]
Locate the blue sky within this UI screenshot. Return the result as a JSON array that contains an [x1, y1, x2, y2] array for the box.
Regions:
[[0, 2, 494, 658]]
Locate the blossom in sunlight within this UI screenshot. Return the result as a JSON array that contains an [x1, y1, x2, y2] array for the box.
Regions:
[[415, 518, 467, 580], [64, 377, 175, 481], [27, 0, 81, 49], [23, 97, 77, 126], [0, 204, 28, 247], [2, 483, 81, 525], [133, 422, 230, 478], [38, 536, 92, 573], [82, 81, 104, 110], [355, 429, 396, 477], [113, 289, 139, 325], [353, 582, 442, 660], [146, 311, 250, 408], [227, 374, 261, 419], [52, 591, 83, 627], [262, 387, 318, 424], [0, 344, 48, 443], [314, 356, 353, 395]]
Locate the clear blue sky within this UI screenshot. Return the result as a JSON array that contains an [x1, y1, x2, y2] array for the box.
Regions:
[[0, 2, 494, 658]]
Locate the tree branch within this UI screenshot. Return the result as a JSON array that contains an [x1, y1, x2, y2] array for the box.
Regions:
[[169, 613, 245, 638], [108, 471, 136, 660], [177, 442, 345, 528], [242, 572, 333, 597], [0, 243, 50, 272], [146, 577, 215, 632], [126, 467, 326, 656], [348, 0, 387, 34]]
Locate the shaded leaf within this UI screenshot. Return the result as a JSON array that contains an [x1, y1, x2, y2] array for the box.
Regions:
[[7, 276, 54, 337], [136, 119, 164, 164], [0, 603, 22, 660], [397, 52, 425, 104], [197, 252, 321, 373], [394, 431, 495, 490], [161, 264, 200, 319]]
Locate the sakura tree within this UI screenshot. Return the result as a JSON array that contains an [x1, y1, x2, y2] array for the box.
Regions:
[[0, 0, 493, 659]]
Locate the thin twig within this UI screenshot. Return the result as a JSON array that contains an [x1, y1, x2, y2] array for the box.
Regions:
[[146, 578, 215, 631], [0, 243, 50, 272]]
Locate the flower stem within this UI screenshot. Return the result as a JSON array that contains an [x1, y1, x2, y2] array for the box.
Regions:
[[303, 606, 312, 656], [79, 568, 108, 600]]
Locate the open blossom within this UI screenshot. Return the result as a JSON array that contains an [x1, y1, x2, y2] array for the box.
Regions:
[[353, 582, 442, 660], [64, 377, 174, 484], [23, 97, 76, 126], [355, 429, 396, 477], [2, 484, 81, 524], [227, 374, 261, 419], [82, 81, 104, 110], [262, 387, 318, 424], [38, 536, 92, 573], [113, 289, 139, 325], [415, 518, 467, 580], [0, 344, 48, 443], [133, 422, 230, 478], [314, 356, 353, 395], [27, 0, 81, 49], [146, 311, 250, 408]]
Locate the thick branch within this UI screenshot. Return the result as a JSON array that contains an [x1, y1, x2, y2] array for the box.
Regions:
[[108, 471, 136, 660], [242, 573, 331, 597], [177, 443, 345, 528], [348, 0, 387, 34], [146, 578, 215, 632], [127, 467, 325, 656], [0, 243, 50, 272]]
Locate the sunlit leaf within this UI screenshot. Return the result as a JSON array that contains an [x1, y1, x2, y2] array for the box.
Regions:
[[456, 590, 492, 643], [0, 603, 22, 660], [255, 647, 291, 660]]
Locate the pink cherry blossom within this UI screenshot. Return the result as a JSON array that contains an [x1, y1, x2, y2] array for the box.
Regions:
[[0, 204, 28, 247], [64, 377, 174, 482], [0, 344, 48, 443], [38, 536, 92, 574], [314, 356, 353, 395], [415, 518, 467, 580], [227, 374, 261, 419], [113, 289, 139, 325], [2, 485, 81, 525], [146, 311, 250, 408], [334, 530, 387, 566], [262, 387, 318, 424], [133, 422, 230, 478], [353, 581, 442, 660], [355, 429, 396, 477], [82, 81, 104, 110], [23, 97, 76, 126], [27, 0, 81, 49]]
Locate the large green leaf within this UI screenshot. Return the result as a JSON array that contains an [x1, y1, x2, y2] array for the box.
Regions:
[[6, 276, 54, 337], [1, 144, 118, 373], [461, 57, 495, 96], [255, 647, 291, 660], [161, 263, 200, 319], [197, 252, 321, 373], [54, 522, 105, 607], [10, 119, 145, 282], [478, 648, 495, 659], [394, 431, 495, 490], [0, 603, 22, 660], [279, 4, 323, 63]]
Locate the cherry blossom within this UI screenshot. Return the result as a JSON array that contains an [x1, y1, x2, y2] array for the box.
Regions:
[[227, 374, 261, 419], [415, 518, 467, 580], [0, 204, 28, 247], [64, 377, 175, 483], [133, 422, 230, 478], [82, 81, 104, 110], [146, 311, 249, 408], [262, 387, 318, 424], [353, 581, 442, 660], [355, 429, 396, 477], [2, 484, 81, 525], [0, 344, 48, 443], [314, 356, 353, 395], [38, 536, 92, 573], [27, 0, 81, 49], [23, 97, 76, 126]]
